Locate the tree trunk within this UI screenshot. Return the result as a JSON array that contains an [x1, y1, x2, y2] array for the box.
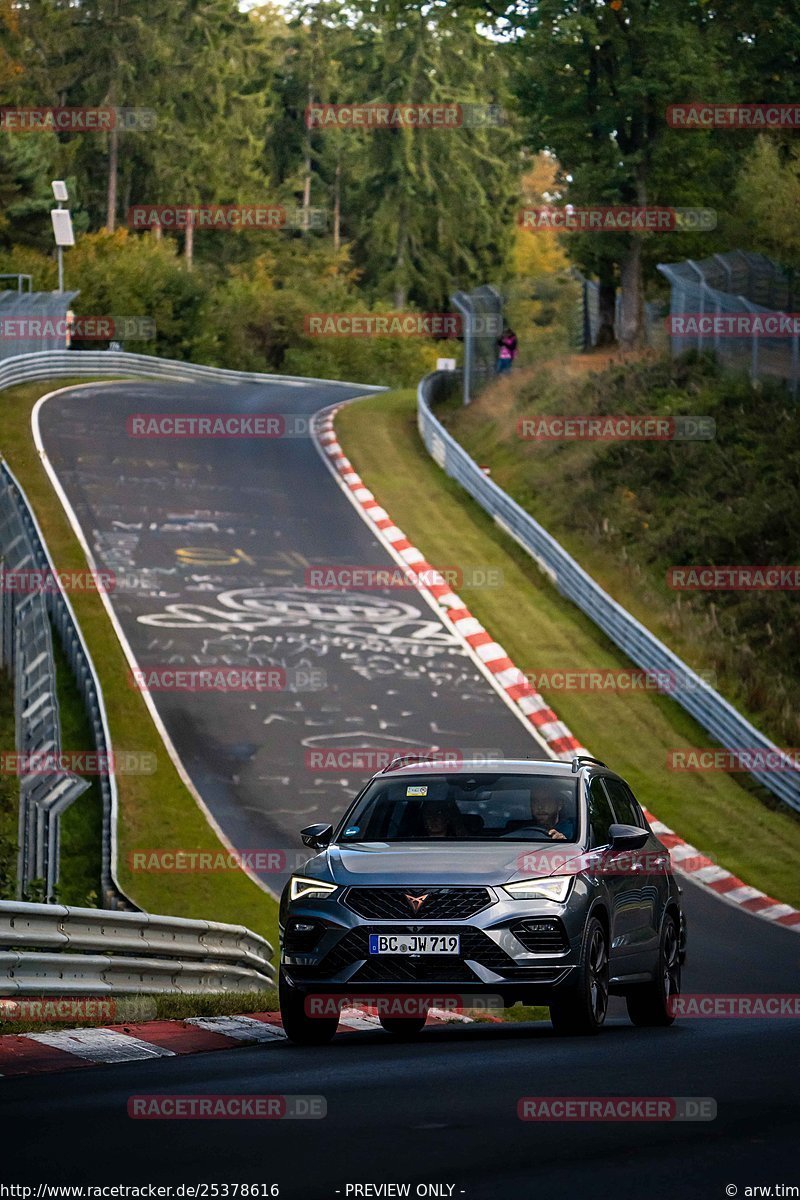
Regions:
[[302, 83, 313, 232], [393, 211, 408, 308], [333, 155, 341, 251], [106, 121, 118, 232], [184, 213, 194, 270], [595, 274, 617, 347], [619, 238, 645, 348]]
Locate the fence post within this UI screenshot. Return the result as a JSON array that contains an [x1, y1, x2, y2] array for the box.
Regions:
[[737, 298, 759, 383], [451, 292, 473, 406]]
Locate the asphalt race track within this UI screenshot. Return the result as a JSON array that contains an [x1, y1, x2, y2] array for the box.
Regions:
[[36, 379, 544, 888], [10, 378, 799, 1197], [1, 958, 798, 1197]]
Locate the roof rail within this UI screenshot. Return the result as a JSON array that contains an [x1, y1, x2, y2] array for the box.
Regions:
[[380, 753, 440, 774], [571, 755, 608, 773]]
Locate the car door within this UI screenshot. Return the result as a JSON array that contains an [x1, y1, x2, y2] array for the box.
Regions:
[[601, 777, 661, 968], [586, 776, 631, 974]]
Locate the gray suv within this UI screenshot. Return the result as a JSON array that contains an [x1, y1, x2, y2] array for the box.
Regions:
[[278, 755, 685, 1044]]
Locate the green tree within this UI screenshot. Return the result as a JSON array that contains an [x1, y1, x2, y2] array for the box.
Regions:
[[14, 0, 171, 231], [735, 137, 800, 271], [344, 0, 518, 310], [512, 0, 724, 347]]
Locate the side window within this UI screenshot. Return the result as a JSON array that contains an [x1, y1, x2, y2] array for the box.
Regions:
[[588, 778, 615, 848], [624, 782, 648, 830], [603, 778, 642, 828]]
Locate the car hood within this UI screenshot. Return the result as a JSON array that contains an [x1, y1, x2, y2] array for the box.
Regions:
[[317, 841, 586, 887]]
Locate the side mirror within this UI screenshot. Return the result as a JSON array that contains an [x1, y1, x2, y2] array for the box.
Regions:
[[608, 823, 648, 851], [301, 822, 333, 850]]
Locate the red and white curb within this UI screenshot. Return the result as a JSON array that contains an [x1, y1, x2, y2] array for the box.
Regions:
[[641, 809, 800, 929], [0, 1009, 482, 1078], [313, 406, 586, 762], [311, 403, 800, 935]]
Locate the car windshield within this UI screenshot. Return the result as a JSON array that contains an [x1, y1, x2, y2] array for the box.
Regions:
[[338, 773, 579, 843]]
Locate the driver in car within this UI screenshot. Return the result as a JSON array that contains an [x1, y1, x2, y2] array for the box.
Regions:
[[529, 791, 572, 841]]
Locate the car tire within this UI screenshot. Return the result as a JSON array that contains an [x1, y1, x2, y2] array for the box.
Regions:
[[626, 912, 681, 1027], [549, 916, 609, 1036], [279, 969, 338, 1046], [378, 1016, 428, 1037]]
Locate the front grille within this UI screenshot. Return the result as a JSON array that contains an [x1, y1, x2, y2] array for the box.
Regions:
[[311, 924, 515, 982], [354, 957, 477, 983], [343, 886, 491, 921], [510, 918, 570, 954]]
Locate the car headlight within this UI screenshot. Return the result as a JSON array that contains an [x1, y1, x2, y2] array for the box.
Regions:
[[289, 875, 338, 902], [503, 876, 572, 903]]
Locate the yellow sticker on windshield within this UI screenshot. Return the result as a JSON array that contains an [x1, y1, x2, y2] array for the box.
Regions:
[[407, 785, 428, 796]]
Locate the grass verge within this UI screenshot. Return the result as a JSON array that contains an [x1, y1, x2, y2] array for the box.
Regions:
[[0, 989, 279, 1035], [0, 380, 279, 950], [442, 354, 800, 749], [336, 389, 800, 907], [51, 631, 103, 906]]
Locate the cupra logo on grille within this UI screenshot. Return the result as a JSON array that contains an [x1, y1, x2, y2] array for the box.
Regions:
[[405, 893, 429, 913]]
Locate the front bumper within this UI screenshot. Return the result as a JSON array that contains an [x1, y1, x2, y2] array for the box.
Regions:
[[280, 885, 587, 1003]]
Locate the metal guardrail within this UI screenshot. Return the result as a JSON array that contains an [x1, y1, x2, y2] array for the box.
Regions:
[[0, 900, 275, 995], [0, 468, 91, 901], [0, 348, 386, 393], [417, 370, 800, 813], [0, 350, 384, 908]]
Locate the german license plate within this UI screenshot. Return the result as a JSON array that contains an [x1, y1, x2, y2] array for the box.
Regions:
[[368, 934, 460, 955]]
